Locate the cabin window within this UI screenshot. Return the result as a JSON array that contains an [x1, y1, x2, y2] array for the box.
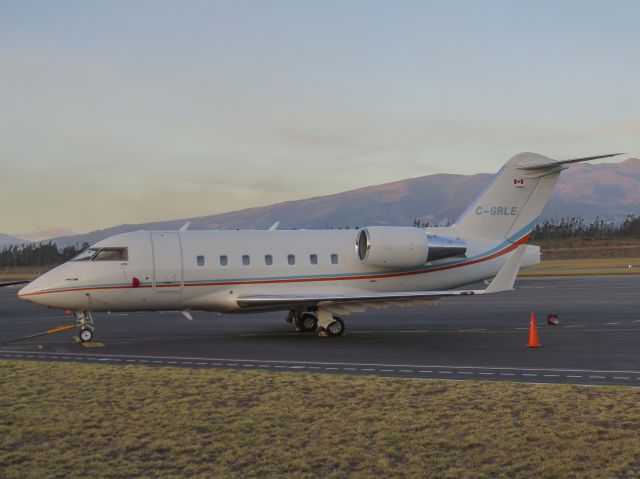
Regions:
[[196, 255, 205, 267], [92, 248, 128, 261], [287, 254, 295, 265], [265, 254, 273, 266], [220, 255, 228, 266], [242, 255, 250, 266], [331, 254, 338, 264], [310, 254, 318, 265]]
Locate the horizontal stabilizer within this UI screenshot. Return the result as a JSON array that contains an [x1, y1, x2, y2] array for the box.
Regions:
[[518, 153, 624, 171]]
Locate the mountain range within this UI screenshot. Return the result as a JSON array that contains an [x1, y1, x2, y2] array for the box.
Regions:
[[6, 158, 640, 248], [0, 233, 28, 247]]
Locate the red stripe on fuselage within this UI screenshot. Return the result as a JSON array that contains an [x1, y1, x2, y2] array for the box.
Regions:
[[20, 234, 530, 297]]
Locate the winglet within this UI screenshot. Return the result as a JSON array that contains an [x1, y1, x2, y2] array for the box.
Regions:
[[268, 221, 280, 231], [179, 222, 191, 232], [483, 245, 527, 294]]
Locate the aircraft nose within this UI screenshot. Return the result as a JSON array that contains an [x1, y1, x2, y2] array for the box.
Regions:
[[18, 279, 41, 300]]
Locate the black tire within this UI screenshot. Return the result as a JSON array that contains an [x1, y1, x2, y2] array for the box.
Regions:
[[296, 313, 318, 332], [326, 317, 345, 336], [79, 328, 93, 343]]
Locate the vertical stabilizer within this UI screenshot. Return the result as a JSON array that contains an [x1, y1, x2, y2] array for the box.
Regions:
[[453, 153, 562, 241]]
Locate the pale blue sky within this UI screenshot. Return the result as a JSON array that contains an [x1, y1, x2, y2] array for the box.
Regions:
[[1, 0, 638, 237]]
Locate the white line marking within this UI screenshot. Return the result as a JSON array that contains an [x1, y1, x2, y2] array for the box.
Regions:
[[343, 367, 357, 371], [521, 373, 537, 377], [565, 325, 586, 328], [325, 367, 339, 370], [438, 371, 452, 374], [478, 372, 494, 376], [566, 375, 583, 378], [500, 373, 515, 376], [589, 376, 605, 379], [182, 361, 192, 365], [361, 368, 375, 371], [274, 365, 287, 369], [380, 369, 394, 372], [167, 361, 177, 364], [152, 361, 164, 364], [196, 362, 207, 365], [4, 350, 639, 374], [418, 370, 432, 373], [613, 376, 630, 380], [458, 372, 473, 375], [398, 369, 412, 373], [605, 322, 620, 325], [125, 359, 136, 362], [543, 374, 560, 377]]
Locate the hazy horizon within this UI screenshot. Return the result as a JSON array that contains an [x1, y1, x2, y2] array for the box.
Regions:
[[2, 1, 639, 237]]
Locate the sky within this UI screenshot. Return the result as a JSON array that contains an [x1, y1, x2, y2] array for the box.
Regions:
[[1, 0, 639, 239]]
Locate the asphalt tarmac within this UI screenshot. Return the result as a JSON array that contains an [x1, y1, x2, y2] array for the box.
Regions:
[[1, 276, 639, 387]]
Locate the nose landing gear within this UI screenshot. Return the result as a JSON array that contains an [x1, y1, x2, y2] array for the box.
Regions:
[[74, 311, 95, 343]]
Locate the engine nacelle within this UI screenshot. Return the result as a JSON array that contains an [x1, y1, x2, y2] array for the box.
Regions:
[[355, 227, 467, 268], [356, 227, 429, 268]]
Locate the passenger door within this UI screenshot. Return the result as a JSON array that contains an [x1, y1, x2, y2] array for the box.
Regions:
[[151, 232, 183, 292]]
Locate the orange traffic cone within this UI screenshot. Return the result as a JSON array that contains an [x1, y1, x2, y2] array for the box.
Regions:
[[527, 311, 542, 348]]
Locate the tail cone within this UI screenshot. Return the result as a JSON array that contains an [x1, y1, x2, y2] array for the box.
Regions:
[[527, 311, 542, 348]]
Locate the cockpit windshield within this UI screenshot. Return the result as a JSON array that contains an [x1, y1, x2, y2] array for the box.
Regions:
[[72, 247, 128, 262], [72, 248, 99, 261]]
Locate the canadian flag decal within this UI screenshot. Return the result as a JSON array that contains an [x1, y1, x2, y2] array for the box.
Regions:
[[513, 178, 524, 187]]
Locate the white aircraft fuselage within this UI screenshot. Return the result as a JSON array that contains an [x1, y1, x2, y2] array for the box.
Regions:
[[17, 227, 538, 313]]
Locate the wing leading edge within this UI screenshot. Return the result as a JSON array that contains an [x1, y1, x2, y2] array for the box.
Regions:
[[236, 245, 527, 311]]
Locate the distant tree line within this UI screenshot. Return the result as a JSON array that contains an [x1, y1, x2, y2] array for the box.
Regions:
[[532, 215, 640, 240], [0, 242, 89, 268]]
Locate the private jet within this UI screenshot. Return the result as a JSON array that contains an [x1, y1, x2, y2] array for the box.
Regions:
[[11, 152, 622, 342]]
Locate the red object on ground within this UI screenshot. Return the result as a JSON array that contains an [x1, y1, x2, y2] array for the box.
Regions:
[[65, 309, 72, 315], [527, 312, 542, 348], [547, 314, 559, 326], [132, 277, 140, 288]]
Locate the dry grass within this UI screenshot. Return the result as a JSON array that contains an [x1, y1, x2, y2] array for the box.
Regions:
[[1, 360, 639, 478], [0, 266, 52, 281], [520, 257, 640, 277], [535, 238, 640, 260]]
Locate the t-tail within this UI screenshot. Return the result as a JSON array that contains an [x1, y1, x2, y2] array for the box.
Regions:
[[452, 152, 623, 242]]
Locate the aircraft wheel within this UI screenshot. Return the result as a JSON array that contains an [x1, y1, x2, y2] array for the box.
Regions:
[[79, 328, 94, 343], [326, 317, 345, 337], [297, 313, 318, 333]]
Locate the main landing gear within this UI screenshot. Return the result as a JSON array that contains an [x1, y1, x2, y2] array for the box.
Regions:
[[74, 311, 95, 343], [286, 309, 345, 337]]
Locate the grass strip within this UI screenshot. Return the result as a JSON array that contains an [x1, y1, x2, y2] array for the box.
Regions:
[[1, 360, 639, 478], [520, 257, 640, 277]]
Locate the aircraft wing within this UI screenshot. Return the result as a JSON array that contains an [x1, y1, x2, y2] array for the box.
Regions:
[[0, 280, 30, 288], [237, 245, 526, 312]]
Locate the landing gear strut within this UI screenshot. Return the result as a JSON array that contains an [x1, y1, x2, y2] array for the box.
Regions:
[[74, 311, 95, 343]]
